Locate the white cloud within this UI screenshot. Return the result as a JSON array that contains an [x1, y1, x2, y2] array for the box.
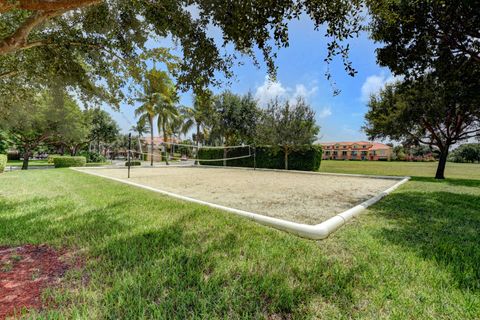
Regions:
[[360, 73, 401, 103], [318, 106, 332, 119], [254, 76, 288, 106], [254, 76, 318, 107]]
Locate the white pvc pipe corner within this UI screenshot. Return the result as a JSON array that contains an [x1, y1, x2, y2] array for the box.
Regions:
[[72, 167, 410, 240]]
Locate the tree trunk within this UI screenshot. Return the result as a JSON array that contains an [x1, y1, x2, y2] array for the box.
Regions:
[[195, 123, 200, 165], [150, 117, 154, 166], [163, 122, 169, 165], [22, 151, 30, 170], [284, 148, 289, 170], [435, 148, 449, 179], [223, 137, 227, 167]]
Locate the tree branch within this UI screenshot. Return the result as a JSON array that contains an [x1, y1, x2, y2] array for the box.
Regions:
[[0, 0, 101, 14], [0, 0, 102, 55], [0, 10, 60, 55]]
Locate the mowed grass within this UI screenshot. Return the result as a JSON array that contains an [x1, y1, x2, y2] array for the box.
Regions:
[[320, 160, 480, 179], [6, 160, 52, 167], [0, 166, 479, 319]]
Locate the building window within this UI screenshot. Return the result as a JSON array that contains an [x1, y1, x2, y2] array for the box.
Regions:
[[342, 151, 347, 156], [362, 145, 366, 148]]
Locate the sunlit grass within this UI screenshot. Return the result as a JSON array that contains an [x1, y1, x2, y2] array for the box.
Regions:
[[0, 166, 479, 319], [320, 160, 480, 179]]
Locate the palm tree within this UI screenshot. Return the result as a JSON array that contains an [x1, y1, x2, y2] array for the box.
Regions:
[[135, 69, 175, 166], [130, 118, 149, 155], [190, 89, 213, 157], [155, 84, 179, 165]]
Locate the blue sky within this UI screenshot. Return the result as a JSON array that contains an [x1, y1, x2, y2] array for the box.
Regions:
[[107, 15, 398, 142]]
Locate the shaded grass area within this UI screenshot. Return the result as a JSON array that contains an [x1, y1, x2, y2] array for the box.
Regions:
[[319, 160, 480, 180], [6, 160, 110, 168], [0, 169, 479, 318], [6, 160, 51, 167]]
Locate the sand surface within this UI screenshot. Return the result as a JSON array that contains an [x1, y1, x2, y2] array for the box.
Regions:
[[79, 166, 399, 224]]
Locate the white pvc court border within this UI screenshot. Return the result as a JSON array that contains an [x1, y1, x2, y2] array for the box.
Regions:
[[72, 166, 410, 240]]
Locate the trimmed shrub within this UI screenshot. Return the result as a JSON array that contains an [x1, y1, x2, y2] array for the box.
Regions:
[[125, 161, 141, 166], [79, 151, 107, 163], [198, 145, 322, 171], [0, 154, 7, 173], [47, 154, 61, 164], [53, 156, 86, 168]]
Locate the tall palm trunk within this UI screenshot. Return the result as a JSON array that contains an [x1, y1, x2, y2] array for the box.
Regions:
[[149, 116, 154, 166], [162, 121, 169, 165], [195, 123, 200, 165]]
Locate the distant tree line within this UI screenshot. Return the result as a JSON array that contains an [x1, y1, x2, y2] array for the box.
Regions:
[[0, 86, 124, 169], [132, 69, 320, 170], [448, 144, 480, 163]]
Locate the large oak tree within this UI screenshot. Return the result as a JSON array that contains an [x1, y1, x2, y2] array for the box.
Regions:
[[368, 0, 480, 78], [0, 0, 363, 108], [364, 67, 480, 179]]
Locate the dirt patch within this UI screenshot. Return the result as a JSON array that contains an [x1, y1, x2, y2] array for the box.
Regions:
[[0, 244, 72, 319], [79, 167, 400, 224]]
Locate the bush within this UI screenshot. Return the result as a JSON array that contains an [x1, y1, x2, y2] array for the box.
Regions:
[[198, 145, 322, 171], [53, 156, 86, 168], [0, 154, 6, 173], [47, 154, 61, 164], [125, 161, 141, 166], [79, 151, 107, 163]]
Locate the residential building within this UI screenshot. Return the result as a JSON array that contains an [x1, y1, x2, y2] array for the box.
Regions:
[[319, 141, 392, 161]]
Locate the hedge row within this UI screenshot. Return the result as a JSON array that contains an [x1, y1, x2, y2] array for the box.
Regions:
[[0, 154, 6, 173], [47, 154, 61, 164], [198, 145, 322, 171], [53, 156, 86, 168], [125, 161, 141, 166]]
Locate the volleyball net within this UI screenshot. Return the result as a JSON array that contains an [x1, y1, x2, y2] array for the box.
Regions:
[[126, 142, 253, 164]]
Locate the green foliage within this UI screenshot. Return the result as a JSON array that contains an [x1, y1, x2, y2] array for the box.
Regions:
[[0, 131, 10, 154], [0, 154, 6, 173], [256, 98, 320, 169], [86, 108, 119, 152], [368, 0, 479, 79], [210, 91, 260, 145], [53, 156, 86, 168], [78, 151, 107, 163], [0, 0, 363, 105], [449, 144, 480, 163], [199, 145, 322, 171], [47, 154, 61, 164], [125, 161, 141, 166], [364, 71, 480, 179]]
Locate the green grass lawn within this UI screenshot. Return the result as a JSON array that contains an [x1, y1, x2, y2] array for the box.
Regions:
[[320, 160, 480, 179], [0, 164, 479, 318], [6, 160, 111, 168], [6, 160, 52, 167]]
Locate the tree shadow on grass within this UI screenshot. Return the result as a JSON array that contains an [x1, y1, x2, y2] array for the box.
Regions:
[[410, 176, 480, 188], [0, 196, 129, 247], [372, 189, 480, 291], [93, 212, 362, 319]]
